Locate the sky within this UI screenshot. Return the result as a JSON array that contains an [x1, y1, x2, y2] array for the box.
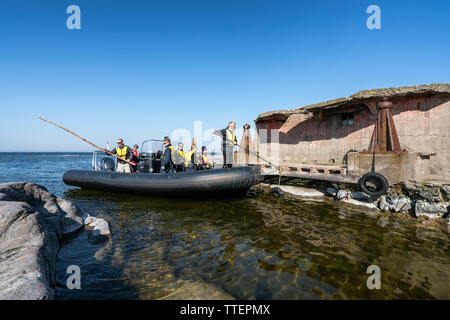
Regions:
[[1, 0, 449, 152]]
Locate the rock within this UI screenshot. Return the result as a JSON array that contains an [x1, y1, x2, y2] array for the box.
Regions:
[[161, 280, 235, 300], [273, 185, 324, 198], [85, 217, 112, 244], [414, 200, 448, 219], [377, 195, 411, 213], [392, 196, 412, 212], [335, 189, 349, 200], [326, 187, 337, 197], [378, 196, 390, 212], [441, 185, 450, 201], [418, 187, 442, 203], [245, 187, 264, 198], [0, 201, 57, 299], [340, 198, 378, 210], [350, 191, 371, 201], [56, 198, 86, 236], [0, 182, 111, 300]]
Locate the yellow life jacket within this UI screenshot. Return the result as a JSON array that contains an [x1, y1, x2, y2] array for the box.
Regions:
[[116, 146, 128, 160], [226, 129, 236, 147], [162, 145, 175, 160], [202, 154, 210, 169], [185, 150, 194, 167], [178, 150, 184, 157]]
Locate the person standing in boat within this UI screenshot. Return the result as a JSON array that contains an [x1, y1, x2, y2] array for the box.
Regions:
[[130, 144, 141, 173], [109, 138, 133, 173], [215, 122, 237, 168], [160, 136, 175, 173]]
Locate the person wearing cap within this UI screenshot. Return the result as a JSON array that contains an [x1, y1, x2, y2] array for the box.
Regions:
[[160, 136, 175, 173], [217, 122, 237, 168], [109, 138, 133, 173]]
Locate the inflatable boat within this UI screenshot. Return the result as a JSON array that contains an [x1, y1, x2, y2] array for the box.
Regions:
[[63, 166, 262, 197], [63, 141, 262, 197]]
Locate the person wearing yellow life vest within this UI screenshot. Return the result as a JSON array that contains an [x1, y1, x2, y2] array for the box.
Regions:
[[200, 146, 211, 170], [184, 144, 198, 171], [109, 138, 132, 173], [160, 136, 175, 173], [219, 122, 237, 168], [174, 142, 185, 172]]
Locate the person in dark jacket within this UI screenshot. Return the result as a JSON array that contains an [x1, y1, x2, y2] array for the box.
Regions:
[[130, 144, 141, 172], [160, 136, 175, 173], [217, 122, 237, 168], [109, 138, 133, 173]]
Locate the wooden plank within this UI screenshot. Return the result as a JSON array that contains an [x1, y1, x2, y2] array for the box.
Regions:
[[259, 166, 360, 184]]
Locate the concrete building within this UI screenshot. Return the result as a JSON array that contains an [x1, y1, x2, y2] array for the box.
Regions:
[[254, 83, 450, 184]]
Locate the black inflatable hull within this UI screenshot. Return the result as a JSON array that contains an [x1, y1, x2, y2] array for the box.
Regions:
[[63, 166, 262, 197]]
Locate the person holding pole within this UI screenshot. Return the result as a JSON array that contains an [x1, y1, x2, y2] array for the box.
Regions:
[[215, 122, 237, 168], [109, 138, 133, 173]]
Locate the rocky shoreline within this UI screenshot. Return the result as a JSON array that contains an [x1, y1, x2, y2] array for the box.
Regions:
[[258, 178, 449, 227], [0, 182, 111, 299]]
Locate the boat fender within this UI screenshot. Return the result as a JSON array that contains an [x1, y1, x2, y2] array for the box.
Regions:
[[358, 172, 389, 198], [269, 187, 284, 197]]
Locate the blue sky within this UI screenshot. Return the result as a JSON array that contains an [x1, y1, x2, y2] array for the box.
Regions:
[[1, 0, 449, 151]]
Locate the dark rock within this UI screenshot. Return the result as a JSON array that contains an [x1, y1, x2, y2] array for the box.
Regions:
[[414, 200, 447, 219], [326, 187, 337, 197], [245, 187, 264, 198], [441, 185, 450, 201], [402, 181, 421, 198], [350, 191, 371, 201], [418, 187, 442, 203]]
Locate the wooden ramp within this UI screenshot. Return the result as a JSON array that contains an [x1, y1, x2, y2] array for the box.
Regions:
[[259, 162, 360, 184]]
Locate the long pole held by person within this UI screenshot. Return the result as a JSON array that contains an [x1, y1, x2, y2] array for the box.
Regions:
[[39, 117, 134, 165]]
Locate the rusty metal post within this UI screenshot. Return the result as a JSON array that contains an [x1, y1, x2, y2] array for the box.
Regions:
[[369, 98, 402, 152], [239, 124, 251, 164]]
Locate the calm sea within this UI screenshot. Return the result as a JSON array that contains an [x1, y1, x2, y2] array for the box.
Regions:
[[0, 153, 448, 299]]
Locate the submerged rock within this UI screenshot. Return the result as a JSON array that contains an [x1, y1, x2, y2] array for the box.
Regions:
[[325, 187, 337, 197], [161, 279, 235, 300], [0, 182, 111, 300]]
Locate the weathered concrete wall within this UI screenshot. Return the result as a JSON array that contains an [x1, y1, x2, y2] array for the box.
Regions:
[[255, 94, 450, 181]]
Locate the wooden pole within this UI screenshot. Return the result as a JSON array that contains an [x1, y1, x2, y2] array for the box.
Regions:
[[39, 117, 134, 165]]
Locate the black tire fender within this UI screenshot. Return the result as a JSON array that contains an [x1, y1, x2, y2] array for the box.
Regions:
[[358, 172, 389, 198], [269, 187, 284, 197]]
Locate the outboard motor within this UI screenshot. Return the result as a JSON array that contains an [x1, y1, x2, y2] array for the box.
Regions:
[[100, 158, 115, 171]]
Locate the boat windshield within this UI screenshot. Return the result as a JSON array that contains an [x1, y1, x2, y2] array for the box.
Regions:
[[141, 139, 164, 155]]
